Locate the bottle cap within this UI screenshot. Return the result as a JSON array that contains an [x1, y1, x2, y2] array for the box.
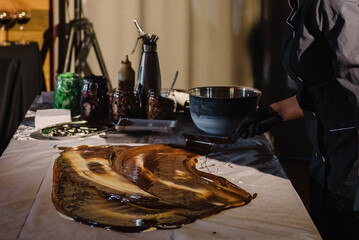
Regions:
[[122, 55, 131, 64]]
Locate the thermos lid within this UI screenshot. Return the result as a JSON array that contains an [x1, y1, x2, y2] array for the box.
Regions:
[[131, 19, 159, 54]]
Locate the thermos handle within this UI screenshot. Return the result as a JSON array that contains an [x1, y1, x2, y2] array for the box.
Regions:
[[131, 37, 141, 54]]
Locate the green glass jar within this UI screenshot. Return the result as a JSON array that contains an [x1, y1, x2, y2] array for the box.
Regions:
[[54, 72, 82, 117]]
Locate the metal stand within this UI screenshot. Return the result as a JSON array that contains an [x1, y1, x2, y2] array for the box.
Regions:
[[57, 0, 112, 89]]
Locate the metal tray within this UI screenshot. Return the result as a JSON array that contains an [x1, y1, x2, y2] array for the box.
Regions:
[[40, 120, 115, 140], [114, 118, 176, 133]]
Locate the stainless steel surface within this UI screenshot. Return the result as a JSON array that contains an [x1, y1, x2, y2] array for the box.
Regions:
[[114, 118, 176, 133], [188, 86, 261, 136], [188, 86, 261, 99], [132, 19, 162, 117], [136, 47, 161, 93]]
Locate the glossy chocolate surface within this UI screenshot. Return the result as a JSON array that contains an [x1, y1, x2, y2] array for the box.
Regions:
[[52, 144, 256, 232]]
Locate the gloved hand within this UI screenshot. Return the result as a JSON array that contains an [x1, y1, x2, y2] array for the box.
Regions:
[[231, 106, 282, 140]]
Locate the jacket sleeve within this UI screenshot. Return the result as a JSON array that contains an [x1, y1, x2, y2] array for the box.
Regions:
[[320, 0, 359, 128]]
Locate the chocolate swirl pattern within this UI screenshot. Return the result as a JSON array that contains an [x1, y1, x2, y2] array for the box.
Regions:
[[52, 145, 256, 232]]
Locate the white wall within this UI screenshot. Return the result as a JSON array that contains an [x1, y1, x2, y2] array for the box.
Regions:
[[77, 0, 261, 90]]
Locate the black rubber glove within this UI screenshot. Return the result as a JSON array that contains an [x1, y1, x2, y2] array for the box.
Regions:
[[231, 106, 282, 140]]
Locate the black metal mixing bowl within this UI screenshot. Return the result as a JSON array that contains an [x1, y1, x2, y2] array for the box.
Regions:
[[188, 86, 261, 136]]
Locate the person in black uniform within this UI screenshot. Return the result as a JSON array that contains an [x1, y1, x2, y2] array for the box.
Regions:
[[233, 0, 359, 239]]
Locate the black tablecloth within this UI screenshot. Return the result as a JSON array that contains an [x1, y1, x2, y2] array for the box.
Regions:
[[0, 42, 44, 155]]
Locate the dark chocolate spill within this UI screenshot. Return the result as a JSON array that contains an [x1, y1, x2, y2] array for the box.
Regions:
[[52, 144, 256, 232]]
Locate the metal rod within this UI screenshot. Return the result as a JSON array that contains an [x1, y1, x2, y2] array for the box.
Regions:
[[57, 0, 66, 74], [74, 0, 82, 73]]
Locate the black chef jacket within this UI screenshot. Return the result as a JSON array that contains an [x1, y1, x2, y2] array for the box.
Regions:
[[281, 0, 359, 210]]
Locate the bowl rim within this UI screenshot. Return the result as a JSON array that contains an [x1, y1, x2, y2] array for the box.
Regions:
[[187, 86, 261, 99]]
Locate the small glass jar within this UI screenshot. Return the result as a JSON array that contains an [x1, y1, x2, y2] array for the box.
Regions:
[[111, 89, 140, 121], [80, 75, 109, 121], [147, 89, 176, 120], [54, 72, 82, 117]]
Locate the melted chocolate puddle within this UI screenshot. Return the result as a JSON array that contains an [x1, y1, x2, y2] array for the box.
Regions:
[[52, 144, 256, 232]]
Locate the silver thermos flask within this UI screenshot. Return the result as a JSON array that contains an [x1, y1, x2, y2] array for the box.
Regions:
[[132, 19, 161, 118]]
